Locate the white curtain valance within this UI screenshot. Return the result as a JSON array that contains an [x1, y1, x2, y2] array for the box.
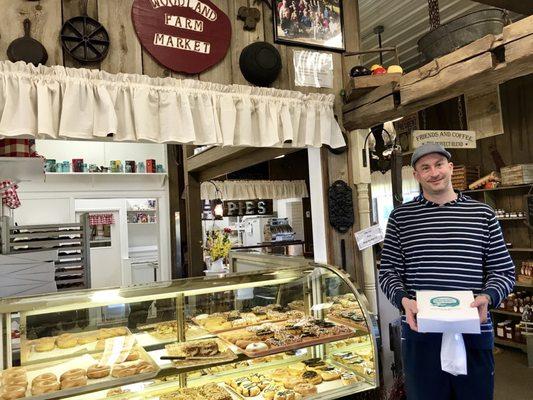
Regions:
[[0, 61, 345, 149], [201, 180, 309, 200]]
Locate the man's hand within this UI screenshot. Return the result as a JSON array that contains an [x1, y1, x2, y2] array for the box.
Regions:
[[402, 297, 418, 332], [471, 295, 490, 323]]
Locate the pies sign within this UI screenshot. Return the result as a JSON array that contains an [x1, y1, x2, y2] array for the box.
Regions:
[[132, 0, 231, 74]]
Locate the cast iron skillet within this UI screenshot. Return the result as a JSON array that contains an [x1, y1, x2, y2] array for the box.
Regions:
[[7, 19, 48, 66]]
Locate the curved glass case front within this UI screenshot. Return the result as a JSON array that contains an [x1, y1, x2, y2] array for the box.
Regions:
[[0, 264, 378, 400]]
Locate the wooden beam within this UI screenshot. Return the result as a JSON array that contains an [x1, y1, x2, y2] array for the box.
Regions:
[[186, 147, 253, 172], [344, 73, 401, 102], [183, 149, 204, 278], [342, 82, 398, 114], [197, 147, 300, 182], [342, 16, 533, 130]]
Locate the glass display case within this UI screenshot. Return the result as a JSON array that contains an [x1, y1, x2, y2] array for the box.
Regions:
[[0, 264, 378, 400]]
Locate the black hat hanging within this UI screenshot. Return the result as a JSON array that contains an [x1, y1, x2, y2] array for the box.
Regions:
[[239, 41, 282, 87], [60, 0, 110, 63], [7, 19, 48, 66]]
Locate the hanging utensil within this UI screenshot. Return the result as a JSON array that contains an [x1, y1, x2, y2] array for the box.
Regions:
[[7, 19, 48, 66], [60, 0, 110, 63]]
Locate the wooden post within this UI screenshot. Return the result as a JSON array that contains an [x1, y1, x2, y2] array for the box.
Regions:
[[183, 147, 205, 277]]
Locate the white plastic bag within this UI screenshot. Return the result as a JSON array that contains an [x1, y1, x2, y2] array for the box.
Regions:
[[440, 332, 467, 376]]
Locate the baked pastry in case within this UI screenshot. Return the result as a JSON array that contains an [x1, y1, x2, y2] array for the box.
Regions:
[[301, 370, 322, 385], [111, 364, 138, 378], [319, 368, 341, 381], [273, 390, 302, 400], [1, 385, 26, 399], [341, 372, 361, 385], [282, 376, 305, 389], [245, 342, 268, 352], [56, 333, 78, 349], [293, 382, 317, 396], [34, 337, 55, 352], [87, 364, 111, 379]]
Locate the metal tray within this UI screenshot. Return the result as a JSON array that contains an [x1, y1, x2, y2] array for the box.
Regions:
[[16, 344, 160, 400], [218, 321, 356, 358], [21, 327, 133, 365]]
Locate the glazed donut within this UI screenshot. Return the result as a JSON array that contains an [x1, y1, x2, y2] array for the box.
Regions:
[[111, 365, 138, 378], [78, 334, 98, 345], [125, 350, 139, 362], [87, 364, 111, 379], [34, 338, 55, 352], [2, 376, 27, 388], [245, 342, 268, 352], [319, 369, 341, 381], [301, 370, 322, 385], [282, 377, 304, 389], [135, 361, 156, 374], [31, 380, 60, 395], [97, 329, 115, 340], [32, 373, 57, 384], [60, 368, 86, 382], [56, 334, 78, 349], [293, 382, 317, 396], [60, 375, 87, 389], [1, 385, 26, 400], [110, 327, 127, 336]]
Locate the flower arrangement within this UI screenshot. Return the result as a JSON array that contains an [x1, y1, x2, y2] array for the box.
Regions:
[[205, 229, 232, 261]]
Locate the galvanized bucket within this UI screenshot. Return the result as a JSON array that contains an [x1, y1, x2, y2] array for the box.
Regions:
[[418, 9, 508, 61]]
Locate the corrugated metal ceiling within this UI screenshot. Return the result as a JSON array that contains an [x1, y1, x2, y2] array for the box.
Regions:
[[358, 0, 521, 71]]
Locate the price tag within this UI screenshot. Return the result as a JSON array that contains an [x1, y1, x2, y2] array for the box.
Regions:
[[354, 225, 384, 251]]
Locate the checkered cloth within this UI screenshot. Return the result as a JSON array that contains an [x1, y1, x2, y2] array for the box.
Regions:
[[0, 180, 21, 209], [0, 139, 37, 157], [89, 213, 114, 226]]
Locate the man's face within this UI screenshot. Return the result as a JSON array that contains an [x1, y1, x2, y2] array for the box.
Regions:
[[413, 153, 454, 195]]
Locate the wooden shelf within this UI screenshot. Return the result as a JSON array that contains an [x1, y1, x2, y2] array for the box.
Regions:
[[46, 172, 167, 176], [497, 217, 526, 221], [494, 337, 527, 351], [515, 281, 533, 289], [491, 309, 523, 317], [463, 184, 533, 193]]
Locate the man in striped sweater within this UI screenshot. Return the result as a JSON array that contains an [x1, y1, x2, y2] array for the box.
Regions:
[[378, 143, 515, 400]]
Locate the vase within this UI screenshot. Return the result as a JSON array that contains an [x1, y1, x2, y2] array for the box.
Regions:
[[211, 258, 226, 272]]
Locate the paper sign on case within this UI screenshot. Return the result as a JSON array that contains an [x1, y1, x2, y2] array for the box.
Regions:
[[354, 225, 383, 251]]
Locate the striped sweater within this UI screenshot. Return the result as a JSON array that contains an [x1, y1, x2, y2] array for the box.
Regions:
[[378, 192, 515, 344]]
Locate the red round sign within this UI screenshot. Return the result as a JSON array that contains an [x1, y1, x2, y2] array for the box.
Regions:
[[132, 0, 232, 74]]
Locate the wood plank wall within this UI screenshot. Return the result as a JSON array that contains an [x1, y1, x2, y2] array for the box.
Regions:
[[0, 0, 365, 283], [425, 74, 533, 267]]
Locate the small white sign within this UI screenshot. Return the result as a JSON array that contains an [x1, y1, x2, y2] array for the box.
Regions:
[[417, 290, 480, 334], [293, 50, 333, 88], [311, 302, 333, 311], [412, 130, 476, 149], [354, 225, 384, 251]]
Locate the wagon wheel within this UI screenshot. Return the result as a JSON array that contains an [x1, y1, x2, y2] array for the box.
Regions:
[[60, 0, 110, 63]]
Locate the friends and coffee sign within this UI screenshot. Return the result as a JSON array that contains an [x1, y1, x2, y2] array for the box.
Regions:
[[132, 0, 231, 73]]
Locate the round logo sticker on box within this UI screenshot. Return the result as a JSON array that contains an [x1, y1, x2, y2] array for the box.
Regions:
[[430, 296, 460, 308]]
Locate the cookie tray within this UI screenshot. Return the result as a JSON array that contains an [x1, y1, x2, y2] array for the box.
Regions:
[[16, 344, 160, 400]]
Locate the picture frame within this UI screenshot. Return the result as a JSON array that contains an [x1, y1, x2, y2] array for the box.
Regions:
[[272, 0, 345, 52]]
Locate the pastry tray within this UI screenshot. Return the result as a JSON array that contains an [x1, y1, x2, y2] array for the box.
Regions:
[[21, 327, 134, 365], [326, 315, 369, 333], [221, 363, 365, 400], [191, 316, 289, 334], [163, 338, 238, 370], [10, 345, 160, 400], [218, 322, 356, 358], [135, 324, 213, 348]]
